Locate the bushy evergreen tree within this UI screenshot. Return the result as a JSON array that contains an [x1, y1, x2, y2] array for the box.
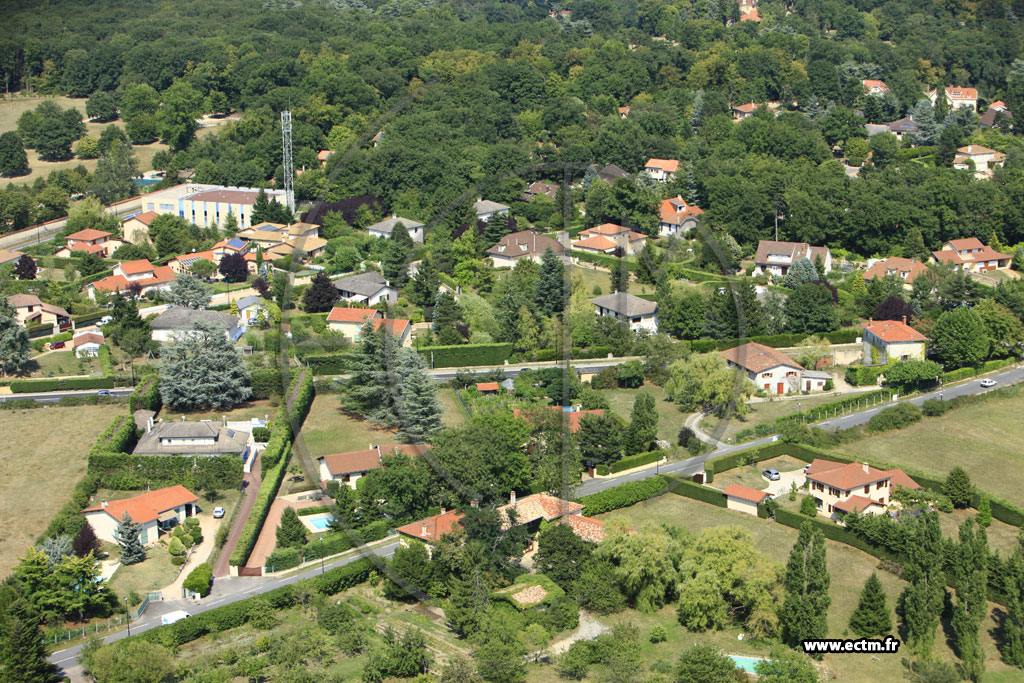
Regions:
[[780, 523, 830, 648], [275, 507, 307, 550], [1003, 548, 1024, 667], [159, 320, 252, 410], [624, 391, 658, 455], [900, 513, 945, 658], [951, 518, 989, 681], [783, 258, 819, 288], [0, 299, 31, 377], [849, 573, 891, 637], [166, 273, 211, 309], [432, 292, 463, 345], [944, 466, 973, 508], [113, 512, 146, 565], [395, 348, 443, 442], [535, 247, 568, 316]]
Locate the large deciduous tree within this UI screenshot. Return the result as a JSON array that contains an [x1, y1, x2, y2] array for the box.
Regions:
[[91, 140, 140, 204], [932, 306, 988, 368], [664, 352, 753, 417], [159, 320, 252, 410], [785, 282, 839, 334], [218, 252, 249, 283], [158, 80, 203, 151], [302, 271, 339, 313], [0, 132, 29, 177]]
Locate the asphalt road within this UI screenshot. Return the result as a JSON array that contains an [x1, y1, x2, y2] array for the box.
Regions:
[[48, 540, 399, 672], [577, 364, 1024, 496], [2, 388, 134, 403]]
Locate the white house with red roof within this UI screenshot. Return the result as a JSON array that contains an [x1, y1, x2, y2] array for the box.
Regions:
[[721, 341, 805, 395], [643, 158, 679, 182], [927, 86, 978, 111], [318, 444, 430, 490], [805, 459, 919, 520], [954, 144, 1006, 178], [82, 485, 199, 545], [72, 330, 104, 358], [862, 317, 929, 364], [326, 306, 381, 340], [84, 260, 176, 300], [56, 228, 123, 258], [931, 238, 1011, 273], [572, 223, 647, 256], [863, 257, 931, 288], [658, 196, 704, 237], [862, 79, 890, 95]]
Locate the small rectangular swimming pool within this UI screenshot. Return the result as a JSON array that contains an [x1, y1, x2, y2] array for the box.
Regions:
[[307, 515, 335, 531], [730, 655, 765, 673]]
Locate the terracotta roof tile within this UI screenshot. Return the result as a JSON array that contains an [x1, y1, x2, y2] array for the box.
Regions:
[[476, 382, 500, 391], [559, 514, 607, 543], [885, 469, 921, 490], [863, 257, 930, 284], [66, 228, 111, 242], [833, 495, 886, 513], [720, 342, 802, 374], [397, 510, 464, 542], [321, 449, 381, 476], [326, 307, 381, 323], [723, 484, 773, 503], [645, 158, 679, 172], [806, 459, 891, 490], [118, 260, 157, 276], [83, 485, 198, 524], [862, 319, 929, 343], [128, 211, 158, 226]]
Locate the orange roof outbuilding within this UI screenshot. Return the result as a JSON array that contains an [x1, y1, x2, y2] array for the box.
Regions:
[[723, 484, 773, 503]]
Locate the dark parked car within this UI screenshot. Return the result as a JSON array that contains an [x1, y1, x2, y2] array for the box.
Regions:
[[50, 341, 65, 349]]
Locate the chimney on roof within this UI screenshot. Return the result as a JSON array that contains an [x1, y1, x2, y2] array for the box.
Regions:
[[440, 507, 446, 515], [421, 523, 428, 537], [471, 499, 479, 508], [869, 318, 873, 325], [101, 501, 108, 508], [902, 315, 907, 325], [147, 416, 154, 433], [862, 462, 870, 474], [510, 490, 516, 505]]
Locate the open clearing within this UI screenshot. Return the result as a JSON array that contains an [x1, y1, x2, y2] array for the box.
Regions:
[[594, 493, 1014, 683], [838, 392, 1024, 507], [0, 404, 124, 577], [299, 394, 398, 457], [600, 384, 684, 444], [0, 94, 218, 186], [437, 388, 469, 427], [701, 393, 841, 443]]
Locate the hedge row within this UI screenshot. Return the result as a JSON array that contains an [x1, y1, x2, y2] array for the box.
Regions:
[[771, 508, 900, 562], [570, 249, 637, 271], [576, 475, 670, 515], [941, 358, 1015, 384], [89, 415, 137, 456], [266, 521, 390, 571], [666, 477, 728, 508], [88, 452, 244, 491], [287, 370, 315, 427], [10, 376, 114, 393], [417, 343, 513, 368], [303, 353, 351, 375], [609, 450, 662, 473], [137, 558, 375, 649], [250, 367, 289, 400], [734, 388, 897, 443], [229, 437, 290, 567], [845, 365, 887, 387], [128, 376, 161, 413], [98, 345, 113, 376], [688, 329, 860, 354], [528, 346, 620, 363], [297, 506, 333, 516], [73, 311, 106, 326]]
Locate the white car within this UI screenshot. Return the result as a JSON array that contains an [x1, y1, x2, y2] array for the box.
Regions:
[[97, 316, 113, 326], [160, 610, 191, 625], [213, 507, 225, 518], [980, 378, 997, 388]]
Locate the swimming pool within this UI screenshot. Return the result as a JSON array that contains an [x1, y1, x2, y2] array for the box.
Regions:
[[730, 655, 765, 673], [306, 514, 335, 531]]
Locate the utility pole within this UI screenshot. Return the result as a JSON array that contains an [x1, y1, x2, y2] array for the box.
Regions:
[[280, 110, 295, 214]]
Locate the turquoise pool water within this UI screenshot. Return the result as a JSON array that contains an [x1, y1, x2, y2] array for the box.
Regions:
[[730, 655, 764, 673], [308, 515, 335, 531]]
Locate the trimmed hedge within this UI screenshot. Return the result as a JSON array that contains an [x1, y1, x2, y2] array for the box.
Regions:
[[90, 415, 138, 456], [297, 506, 333, 516], [10, 376, 114, 392], [128, 376, 161, 413], [138, 558, 375, 649], [230, 436, 290, 567], [30, 332, 73, 352], [571, 249, 637, 271], [265, 547, 302, 572], [303, 353, 351, 375], [666, 477, 728, 507], [772, 508, 899, 562], [576, 475, 669, 515], [845, 364, 887, 386], [98, 345, 113, 376], [941, 358, 1015, 384], [88, 452, 243, 490], [609, 450, 662, 473], [688, 329, 860, 354], [665, 263, 731, 283], [734, 388, 897, 443], [288, 370, 315, 427], [417, 343, 513, 368]]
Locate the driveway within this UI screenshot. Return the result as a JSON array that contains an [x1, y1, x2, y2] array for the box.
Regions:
[[764, 468, 806, 497], [244, 495, 326, 571]]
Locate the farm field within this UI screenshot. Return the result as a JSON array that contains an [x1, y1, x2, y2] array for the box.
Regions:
[[0, 404, 124, 577], [595, 493, 1015, 683], [838, 392, 1024, 506]]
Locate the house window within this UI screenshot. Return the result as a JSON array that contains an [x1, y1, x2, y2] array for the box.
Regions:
[[828, 505, 833, 513], [877, 482, 884, 490], [864, 485, 870, 494]]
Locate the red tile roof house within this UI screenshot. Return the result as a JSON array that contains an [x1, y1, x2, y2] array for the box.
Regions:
[[55, 228, 123, 258], [82, 485, 199, 545], [931, 238, 1011, 273], [572, 223, 647, 256], [804, 459, 918, 521], [72, 330, 105, 358], [396, 491, 607, 555], [862, 257, 932, 289], [486, 230, 567, 268], [643, 158, 679, 182], [658, 195, 704, 237], [84, 260, 176, 301], [926, 86, 979, 111], [720, 341, 804, 395], [862, 79, 889, 95], [753, 240, 832, 278], [325, 306, 382, 341], [723, 484, 773, 516], [862, 317, 929, 364], [475, 382, 501, 394], [317, 444, 431, 490], [122, 210, 159, 245]]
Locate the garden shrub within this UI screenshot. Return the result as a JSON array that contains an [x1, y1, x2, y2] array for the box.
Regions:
[[576, 476, 670, 515], [865, 403, 922, 433]]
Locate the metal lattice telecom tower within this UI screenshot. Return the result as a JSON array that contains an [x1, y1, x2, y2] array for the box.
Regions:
[[281, 110, 295, 213]]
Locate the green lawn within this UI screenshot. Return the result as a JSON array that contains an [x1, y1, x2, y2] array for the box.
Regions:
[[27, 351, 100, 377], [299, 394, 398, 457], [712, 455, 805, 492], [159, 399, 278, 423], [700, 393, 843, 443], [838, 392, 1024, 507], [107, 544, 181, 598], [595, 493, 1015, 683], [437, 388, 469, 427], [568, 264, 650, 297], [600, 383, 682, 444]]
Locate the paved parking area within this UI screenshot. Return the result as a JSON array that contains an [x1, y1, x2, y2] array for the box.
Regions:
[[764, 468, 807, 497]]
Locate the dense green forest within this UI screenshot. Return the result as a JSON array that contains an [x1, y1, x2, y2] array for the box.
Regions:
[[2, 0, 1024, 252]]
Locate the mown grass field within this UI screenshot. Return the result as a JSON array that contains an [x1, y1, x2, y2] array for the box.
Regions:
[[437, 388, 469, 427], [599, 383, 683, 445], [298, 394, 398, 458], [700, 393, 842, 443], [0, 404, 124, 577], [595, 493, 1015, 683], [838, 392, 1024, 507]]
